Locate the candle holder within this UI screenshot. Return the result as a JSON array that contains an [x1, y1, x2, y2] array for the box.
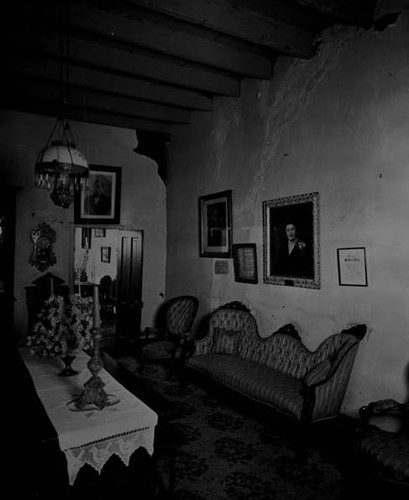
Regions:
[[75, 326, 110, 410]]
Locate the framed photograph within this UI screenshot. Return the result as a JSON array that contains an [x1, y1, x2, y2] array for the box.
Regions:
[[233, 244, 258, 284], [337, 247, 368, 286], [199, 190, 232, 257], [101, 246, 111, 263], [263, 192, 320, 289], [94, 228, 106, 238], [74, 165, 122, 225]]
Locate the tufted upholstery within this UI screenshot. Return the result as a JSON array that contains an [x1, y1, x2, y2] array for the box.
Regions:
[[187, 307, 366, 423]]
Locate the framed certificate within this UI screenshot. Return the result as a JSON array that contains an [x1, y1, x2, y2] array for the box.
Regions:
[[337, 247, 368, 286], [233, 244, 258, 284]]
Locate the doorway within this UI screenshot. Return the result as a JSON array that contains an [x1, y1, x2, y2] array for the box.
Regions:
[[73, 227, 143, 348]]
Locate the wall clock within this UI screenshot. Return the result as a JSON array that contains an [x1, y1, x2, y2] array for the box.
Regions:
[[29, 222, 57, 272]]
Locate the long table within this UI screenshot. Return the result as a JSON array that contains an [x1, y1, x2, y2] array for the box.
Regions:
[[19, 348, 158, 488]]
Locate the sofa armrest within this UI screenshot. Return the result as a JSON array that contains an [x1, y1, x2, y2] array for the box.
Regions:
[[192, 335, 213, 356], [304, 359, 332, 386]]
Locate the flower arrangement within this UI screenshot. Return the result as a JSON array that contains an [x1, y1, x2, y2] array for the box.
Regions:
[[27, 294, 94, 358]]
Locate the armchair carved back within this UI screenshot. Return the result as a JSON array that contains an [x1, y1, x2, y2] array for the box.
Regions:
[[165, 295, 199, 338]]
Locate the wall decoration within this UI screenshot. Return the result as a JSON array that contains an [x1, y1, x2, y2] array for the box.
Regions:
[[337, 247, 368, 286], [94, 228, 106, 238], [263, 192, 320, 289], [214, 260, 229, 274], [81, 228, 92, 249], [29, 223, 57, 272], [101, 247, 111, 264], [233, 244, 258, 284], [199, 190, 232, 257], [74, 165, 122, 225]]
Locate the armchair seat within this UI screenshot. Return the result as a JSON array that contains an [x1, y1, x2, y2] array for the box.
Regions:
[[142, 340, 175, 360], [356, 399, 409, 486], [357, 430, 409, 483], [139, 295, 199, 378]]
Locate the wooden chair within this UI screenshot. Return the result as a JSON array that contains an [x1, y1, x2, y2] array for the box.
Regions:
[[139, 295, 199, 378]]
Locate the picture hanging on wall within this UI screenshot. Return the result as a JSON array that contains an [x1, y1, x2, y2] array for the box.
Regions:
[[233, 244, 258, 284], [74, 165, 122, 225], [262, 192, 320, 289], [94, 228, 106, 238], [337, 247, 367, 286], [199, 190, 232, 257], [101, 247, 111, 264]]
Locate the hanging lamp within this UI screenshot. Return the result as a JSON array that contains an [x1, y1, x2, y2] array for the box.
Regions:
[[34, 1, 89, 209], [35, 117, 89, 208]]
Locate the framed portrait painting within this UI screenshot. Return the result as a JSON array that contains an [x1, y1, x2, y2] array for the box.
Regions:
[[74, 165, 122, 225], [199, 190, 232, 257], [262, 192, 320, 289]]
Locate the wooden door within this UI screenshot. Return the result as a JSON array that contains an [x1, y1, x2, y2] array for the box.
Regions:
[[116, 230, 143, 348]]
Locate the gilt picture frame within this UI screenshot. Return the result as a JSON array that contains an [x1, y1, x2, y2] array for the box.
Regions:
[[199, 190, 232, 257], [262, 192, 320, 289]]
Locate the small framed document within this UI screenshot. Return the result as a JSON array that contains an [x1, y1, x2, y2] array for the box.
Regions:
[[337, 247, 368, 287], [233, 244, 258, 284]]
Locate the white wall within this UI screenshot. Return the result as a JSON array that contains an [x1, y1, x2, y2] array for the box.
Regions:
[[0, 112, 166, 344], [166, 14, 409, 415]]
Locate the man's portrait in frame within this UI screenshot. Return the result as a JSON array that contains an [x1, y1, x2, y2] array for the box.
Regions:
[[74, 165, 122, 225]]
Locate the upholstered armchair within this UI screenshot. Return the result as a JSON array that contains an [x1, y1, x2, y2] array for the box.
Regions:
[[139, 295, 199, 377], [355, 398, 409, 490]]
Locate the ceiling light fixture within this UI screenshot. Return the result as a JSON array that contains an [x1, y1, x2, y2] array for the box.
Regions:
[[34, 2, 88, 209], [35, 118, 89, 208]]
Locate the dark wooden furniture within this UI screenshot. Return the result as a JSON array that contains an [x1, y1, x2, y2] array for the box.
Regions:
[[139, 295, 199, 379]]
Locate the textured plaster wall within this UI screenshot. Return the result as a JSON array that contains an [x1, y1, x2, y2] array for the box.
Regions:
[[166, 14, 409, 415], [0, 111, 166, 345]]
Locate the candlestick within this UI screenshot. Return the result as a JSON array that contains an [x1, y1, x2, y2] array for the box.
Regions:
[[93, 284, 101, 328]]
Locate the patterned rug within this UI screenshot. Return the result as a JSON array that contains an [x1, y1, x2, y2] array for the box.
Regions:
[[116, 356, 353, 500]]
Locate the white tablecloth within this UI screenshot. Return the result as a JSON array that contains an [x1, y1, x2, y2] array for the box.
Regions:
[[21, 348, 158, 485]]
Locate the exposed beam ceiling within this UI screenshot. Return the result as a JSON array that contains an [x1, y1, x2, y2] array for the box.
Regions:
[[2, 0, 377, 134]]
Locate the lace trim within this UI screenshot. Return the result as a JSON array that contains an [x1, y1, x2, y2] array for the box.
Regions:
[[64, 427, 155, 485], [65, 426, 151, 450]]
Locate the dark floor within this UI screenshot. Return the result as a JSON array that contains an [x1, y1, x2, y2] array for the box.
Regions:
[[103, 348, 409, 500]]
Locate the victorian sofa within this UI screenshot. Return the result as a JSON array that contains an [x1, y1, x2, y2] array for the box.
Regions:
[[186, 306, 366, 424]]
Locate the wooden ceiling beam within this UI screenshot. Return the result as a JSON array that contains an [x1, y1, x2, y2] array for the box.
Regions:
[[0, 97, 172, 133], [18, 2, 274, 78], [119, 0, 316, 57], [10, 56, 213, 112], [10, 26, 242, 97], [8, 74, 192, 125]]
